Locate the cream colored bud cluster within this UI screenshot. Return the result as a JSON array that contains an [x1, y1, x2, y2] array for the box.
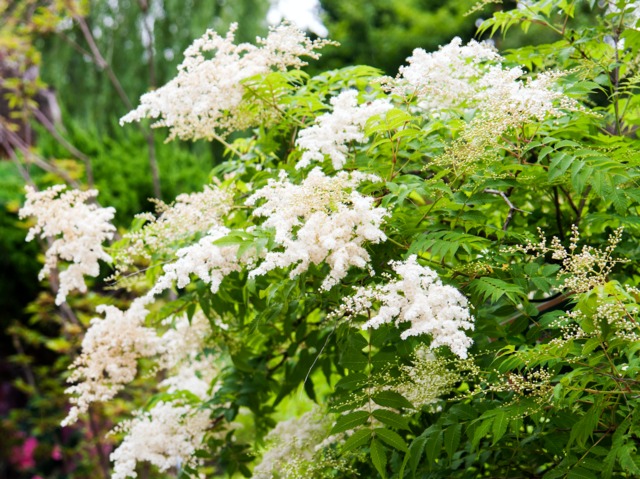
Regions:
[[561, 301, 640, 343], [121, 23, 334, 141], [253, 409, 353, 479], [391, 346, 476, 409], [20, 185, 116, 305], [246, 168, 388, 290], [296, 89, 393, 170], [511, 226, 625, 294], [340, 255, 474, 358], [488, 369, 553, 399]]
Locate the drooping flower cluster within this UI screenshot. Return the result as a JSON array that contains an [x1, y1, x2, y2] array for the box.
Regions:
[[342, 255, 474, 358], [296, 90, 392, 170], [62, 298, 159, 426], [110, 401, 211, 479], [147, 225, 248, 297], [110, 312, 218, 479], [20, 185, 116, 305], [158, 311, 218, 399], [246, 168, 388, 290], [120, 23, 333, 140]]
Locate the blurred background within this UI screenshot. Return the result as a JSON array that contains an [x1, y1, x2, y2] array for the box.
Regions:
[[0, 1, 545, 477]]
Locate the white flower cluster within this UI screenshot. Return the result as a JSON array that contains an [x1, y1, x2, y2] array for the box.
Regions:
[[477, 67, 574, 125], [20, 185, 116, 305], [110, 401, 211, 479], [296, 90, 392, 170], [158, 311, 217, 399], [148, 225, 246, 297], [117, 184, 233, 270], [387, 37, 500, 112], [253, 410, 341, 479], [388, 37, 576, 129], [246, 168, 388, 290], [121, 23, 332, 140], [109, 312, 218, 479], [345, 255, 474, 358], [62, 298, 159, 426]]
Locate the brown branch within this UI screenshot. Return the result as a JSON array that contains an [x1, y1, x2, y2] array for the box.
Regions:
[[30, 107, 94, 186], [73, 14, 162, 198], [483, 188, 527, 231]]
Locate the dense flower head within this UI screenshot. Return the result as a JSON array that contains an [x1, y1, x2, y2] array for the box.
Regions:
[[246, 168, 388, 289], [62, 298, 159, 426], [296, 89, 392, 170], [477, 67, 575, 124], [385, 37, 501, 111], [343, 255, 474, 358], [19, 185, 116, 305], [147, 225, 248, 297], [110, 401, 211, 479], [120, 23, 333, 140], [386, 36, 577, 138]]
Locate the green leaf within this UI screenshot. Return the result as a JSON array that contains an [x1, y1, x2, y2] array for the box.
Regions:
[[372, 390, 414, 410], [444, 424, 461, 459], [372, 409, 410, 430], [472, 417, 493, 449], [618, 445, 640, 475], [409, 435, 427, 476], [469, 277, 525, 304], [341, 428, 372, 453], [567, 467, 598, 479], [492, 410, 509, 445], [331, 411, 370, 434], [370, 439, 387, 479], [568, 403, 601, 448], [335, 373, 368, 391], [374, 427, 409, 452], [425, 427, 442, 465], [340, 351, 368, 371]]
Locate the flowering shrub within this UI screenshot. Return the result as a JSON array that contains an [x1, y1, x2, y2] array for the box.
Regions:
[[19, 3, 640, 478]]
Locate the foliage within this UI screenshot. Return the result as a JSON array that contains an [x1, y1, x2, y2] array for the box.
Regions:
[[14, 1, 640, 479], [317, 0, 481, 74], [37, 0, 271, 133]]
